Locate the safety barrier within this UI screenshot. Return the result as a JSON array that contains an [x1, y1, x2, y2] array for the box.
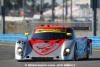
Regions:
[[87, 36, 100, 48], [0, 34, 31, 42], [0, 34, 100, 48]]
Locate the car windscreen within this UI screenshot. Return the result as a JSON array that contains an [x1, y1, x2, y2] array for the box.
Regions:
[[32, 33, 66, 40]]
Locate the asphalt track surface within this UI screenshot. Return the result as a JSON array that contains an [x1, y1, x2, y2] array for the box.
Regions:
[[0, 45, 100, 67]]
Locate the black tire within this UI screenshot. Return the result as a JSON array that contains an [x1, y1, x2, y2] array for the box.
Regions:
[[84, 48, 89, 59], [85, 41, 90, 59], [74, 44, 78, 61], [86, 53, 89, 59], [85, 47, 89, 59]]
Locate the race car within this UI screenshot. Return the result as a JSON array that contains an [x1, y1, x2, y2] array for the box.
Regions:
[[15, 25, 92, 61]]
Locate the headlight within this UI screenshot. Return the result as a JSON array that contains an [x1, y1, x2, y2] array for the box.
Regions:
[[17, 47, 23, 56], [18, 48, 22, 52], [65, 48, 70, 52], [63, 48, 71, 56]]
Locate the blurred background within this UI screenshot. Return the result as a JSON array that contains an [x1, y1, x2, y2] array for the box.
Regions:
[[0, 0, 92, 19], [0, 0, 99, 36]]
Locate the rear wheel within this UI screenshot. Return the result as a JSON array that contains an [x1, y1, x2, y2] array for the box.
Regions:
[[84, 48, 89, 59], [86, 45, 90, 59], [74, 44, 78, 61], [86, 52, 89, 59], [85, 41, 90, 59]]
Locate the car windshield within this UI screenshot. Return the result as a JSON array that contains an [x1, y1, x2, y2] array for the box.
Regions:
[[32, 28, 74, 40], [32, 33, 66, 40]]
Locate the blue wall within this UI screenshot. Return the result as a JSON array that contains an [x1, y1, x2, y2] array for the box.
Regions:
[[0, 34, 28, 42], [0, 34, 100, 48]]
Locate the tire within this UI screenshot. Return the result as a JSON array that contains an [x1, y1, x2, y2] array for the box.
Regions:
[[85, 41, 90, 59], [84, 48, 89, 59], [85, 47, 89, 59], [86, 40, 90, 59], [74, 44, 78, 61], [86, 53, 89, 59]]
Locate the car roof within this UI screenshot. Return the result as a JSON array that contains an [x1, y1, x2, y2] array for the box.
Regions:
[[34, 25, 72, 29]]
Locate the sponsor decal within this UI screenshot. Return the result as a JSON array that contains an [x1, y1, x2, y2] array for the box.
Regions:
[[30, 40, 64, 56], [71, 27, 90, 30], [36, 43, 55, 53], [33, 43, 59, 55], [35, 29, 66, 33]]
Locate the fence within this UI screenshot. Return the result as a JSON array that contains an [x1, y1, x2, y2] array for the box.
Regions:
[[0, 34, 100, 48]]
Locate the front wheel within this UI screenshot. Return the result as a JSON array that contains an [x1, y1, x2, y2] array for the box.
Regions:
[[74, 44, 78, 61]]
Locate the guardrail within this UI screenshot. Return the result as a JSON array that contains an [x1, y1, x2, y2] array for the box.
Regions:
[[0, 34, 100, 48], [0, 34, 30, 42], [88, 36, 100, 48]]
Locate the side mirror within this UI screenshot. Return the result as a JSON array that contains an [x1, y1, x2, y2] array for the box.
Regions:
[[25, 32, 29, 40], [66, 33, 72, 36], [25, 32, 29, 36], [88, 39, 92, 43]]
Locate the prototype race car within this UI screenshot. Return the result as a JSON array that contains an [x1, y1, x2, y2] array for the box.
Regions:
[[15, 25, 92, 61]]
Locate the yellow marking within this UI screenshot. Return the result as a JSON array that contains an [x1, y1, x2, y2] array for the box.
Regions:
[[35, 29, 66, 33], [25, 32, 29, 36]]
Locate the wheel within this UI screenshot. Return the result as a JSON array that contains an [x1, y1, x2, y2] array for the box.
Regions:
[[84, 47, 89, 59], [86, 52, 89, 59], [85, 41, 90, 59], [74, 44, 78, 61], [85, 46, 89, 59]]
